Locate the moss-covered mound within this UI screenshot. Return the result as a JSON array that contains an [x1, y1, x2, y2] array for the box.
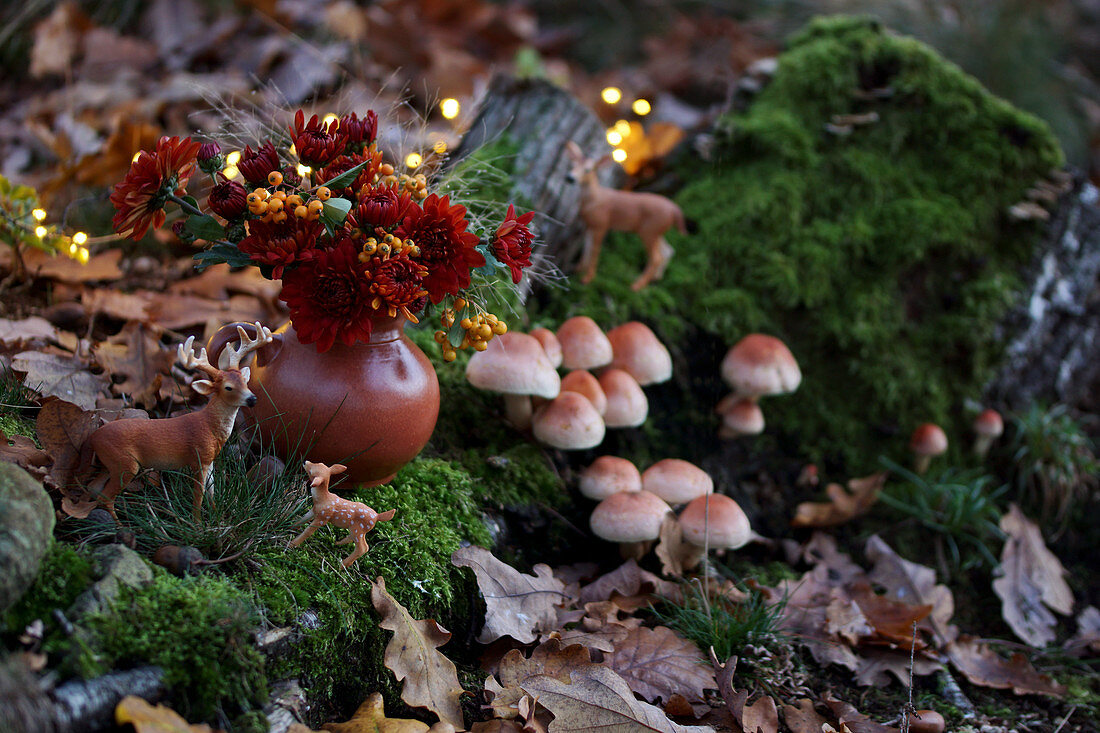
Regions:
[[533, 15, 1063, 469]]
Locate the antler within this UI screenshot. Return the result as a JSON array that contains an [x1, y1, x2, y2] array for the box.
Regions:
[[225, 322, 274, 370], [177, 336, 221, 379]]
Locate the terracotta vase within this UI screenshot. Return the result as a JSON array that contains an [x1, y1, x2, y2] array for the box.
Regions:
[[208, 315, 440, 486]]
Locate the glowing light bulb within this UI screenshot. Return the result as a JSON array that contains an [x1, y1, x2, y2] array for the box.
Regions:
[[77, 247, 90, 265], [68, 243, 78, 256], [296, 164, 312, 177], [440, 98, 460, 120], [322, 113, 339, 127], [614, 120, 631, 137], [226, 151, 242, 166], [72, 231, 88, 245], [405, 153, 422, 169], [601, 87, 622, 104], [223, 166, 240, 180], [289, 144, 297, 156], [31, 208, 46, 222], [606, 130, 623, 146], [632, 98, 651, 116], [433, 140, 448, 155], [611, 149, 627, 164], [35, 226, 47, 238]]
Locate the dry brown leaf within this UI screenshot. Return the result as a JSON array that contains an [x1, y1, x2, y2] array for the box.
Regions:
[[800, 532, 865, 585], [94, 322, 171, 401], [822, 696, 898, 733], [14, 351, 107, 411], [853, 648, 941, 687], [1066, 606, 1100, 657], [655, 514, 696, 577], [848, 582, 932, 648], [114, 695, 218, 732], [371, 577, 465, 730], [36, 397, 102, 489], [791, 473, 885, 528], [946, 635, 1067, 697], [601, 625, 715, 708], [577, 559, 681, 606], [486, 639, 597, 719], [470, 722, 524, 733], [993, 504, 1074, 648], [169, 263, 282, 303], [865, 535, 956, 646], [0, 432, 52, 481], [781, 699, 828, 733], [825, 596, 873, 646], [520, 665, 714, 733], [452, 545, 567, 644], [543, 622, 631, 653], [82, 289, 152, 322], [0, 317, 58, 346], [25, 248, 124, 284], [29, 2, 92, 78], [769, 576, 860, 673], [740, 695, 778, 733], [321, 692, 444, 732]]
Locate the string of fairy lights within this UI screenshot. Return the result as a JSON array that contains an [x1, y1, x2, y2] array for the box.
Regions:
[[599, 86, 652, 165]]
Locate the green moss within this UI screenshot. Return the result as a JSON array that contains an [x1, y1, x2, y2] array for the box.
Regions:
[[532, 15, 1063, 470], [2, 541, 93, 637], [77, 570, 266, 722]]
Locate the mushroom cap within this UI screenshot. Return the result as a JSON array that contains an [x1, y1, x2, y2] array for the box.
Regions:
[[679, 493, 752, 550], [642, 458, 714, 505], [560, 370, 608, 416], [717, 396, 764, 436], [579, 456, 642, 501], [973, 409, 1004, 438], [531, 391, 606, 450], [590, 489, 671, 543], [910, 423, 948, 456], [607, 322, 672, 386], [531, 327, 563, 369], [466, 332, 561, 399], [720, 334, 801, 398], [598, 368, 648, 428], [557, 316, 613, 371]]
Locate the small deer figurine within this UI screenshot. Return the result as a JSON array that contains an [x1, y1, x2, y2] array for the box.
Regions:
[[565, 140, 687, 291], [86, 323, 273, 520], [289, 461, 396, 567]]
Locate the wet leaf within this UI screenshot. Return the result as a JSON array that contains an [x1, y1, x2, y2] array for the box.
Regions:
[[371, 577, 465, 730], [452, 545, 567, 644]]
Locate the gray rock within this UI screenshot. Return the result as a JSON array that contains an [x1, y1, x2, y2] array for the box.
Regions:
[[67, 544, 153, 619], [0, 463, 55, 612]]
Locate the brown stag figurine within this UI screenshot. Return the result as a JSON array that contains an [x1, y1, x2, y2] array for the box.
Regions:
[[86, 323, 274, 520], [288, 461, 396, 567], [565, 140, 687, 291]]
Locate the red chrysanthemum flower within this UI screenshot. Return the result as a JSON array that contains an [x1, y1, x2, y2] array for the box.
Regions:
[[239, 217, 326, 279], [290, 110, 347, 169], [237, 142, 281, 188], [279, 240, 377, 353], [340, 111, 378, 153], [491, 204, 535, 284], [396, 194, 483, 303], [110, 136, 201, 240], [353, 185, 414, 231], [316, 150, 381, 195], [207, 177, 248, 221], [364, 251, 429, 322]]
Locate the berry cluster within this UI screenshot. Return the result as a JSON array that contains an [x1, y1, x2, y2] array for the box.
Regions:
[[245, 173, 329, 223], [434, 298, 508, 362]]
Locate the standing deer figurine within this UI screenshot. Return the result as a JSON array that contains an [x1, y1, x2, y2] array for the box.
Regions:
[[86, 323, 274, 520], [565, 140, 687, 291], [289, 461, 396, 567]]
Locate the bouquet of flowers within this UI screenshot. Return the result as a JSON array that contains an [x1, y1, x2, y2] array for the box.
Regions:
[[110, 109, 534, 357]]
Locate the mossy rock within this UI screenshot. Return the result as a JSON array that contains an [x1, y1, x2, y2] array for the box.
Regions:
[[532, 15, 1064, 470], [0, 463, 55, 612]]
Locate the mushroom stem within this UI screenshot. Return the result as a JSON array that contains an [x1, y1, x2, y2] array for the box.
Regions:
[[681, 543, 705, 571], [618, 540, 654, 561], [913, 454, 932, 475], [503, 394, 533, 431], [973, 434, 994, 458]]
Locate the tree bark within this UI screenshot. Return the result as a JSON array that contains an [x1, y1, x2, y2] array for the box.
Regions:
[[449, 75, 620, 299]]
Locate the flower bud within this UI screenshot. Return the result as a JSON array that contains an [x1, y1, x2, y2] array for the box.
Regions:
[[172, 220, 196, 244], [197, 142, 224, 174], [208, 178, 248, 220]]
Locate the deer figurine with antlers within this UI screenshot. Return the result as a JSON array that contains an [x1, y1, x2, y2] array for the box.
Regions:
[[86, 323, 274, 520], [289, 461, 396, 568], [565, 140, 687, 291]]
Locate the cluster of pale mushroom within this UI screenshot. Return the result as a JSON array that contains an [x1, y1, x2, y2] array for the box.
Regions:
[[716, 333, 802, 439], [907, 408, 1004, 474], [581, 455, 753, 568], [465, 316, 673, 450]]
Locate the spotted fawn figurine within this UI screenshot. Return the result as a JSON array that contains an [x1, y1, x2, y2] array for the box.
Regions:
[[289, 461, 396, 567], [86, 323, 274, 520]]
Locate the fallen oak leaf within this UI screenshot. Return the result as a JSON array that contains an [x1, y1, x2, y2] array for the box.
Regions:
[[452, 545, 567, 644], [655, 514, 694, 577], [321, 692, 456, 732], [865, 535, 956, 646], [847, 581, 933, 648], [94, 322, 172, 401], [853, 647, 941, 687], [791, 472, 886, 528], [577, 559, 681, 606], [740, 695, 778, 733], [1065, 606, 1100, 657], [520, 665, 714, 733], [0, 431, 52, 480], [485, 639, 597, 719], [371, 577, 465, 730], [993, 503, 1074, 648], [0, 316, 58, 345], [601, 625, 715, 710], [946, 635, 1067, 697], [13, 351, 108, 410], [114, 695, 219, 732], [25, 248, 124, 284], [780, 699, 829, 733], [36, 397, 103, 493], [822, 696, 898, 733]]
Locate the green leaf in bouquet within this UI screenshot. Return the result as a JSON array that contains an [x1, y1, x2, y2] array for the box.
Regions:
[[320, 197, 352, 229], [318, 160, 370, 191], [447, 322, 466, 348], [185, 214, 228, 242], [193, 242, 253, 271]]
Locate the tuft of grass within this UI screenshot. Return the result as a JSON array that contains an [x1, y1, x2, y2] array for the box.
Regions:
[[877, 457, 1007, 575], [113, 447, 309, 562]]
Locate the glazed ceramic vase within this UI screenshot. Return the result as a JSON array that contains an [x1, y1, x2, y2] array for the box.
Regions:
[[208, 315, 440, 486]]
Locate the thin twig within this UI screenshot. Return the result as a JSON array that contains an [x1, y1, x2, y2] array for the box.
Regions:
[[1052, 706, 1076, 733]]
